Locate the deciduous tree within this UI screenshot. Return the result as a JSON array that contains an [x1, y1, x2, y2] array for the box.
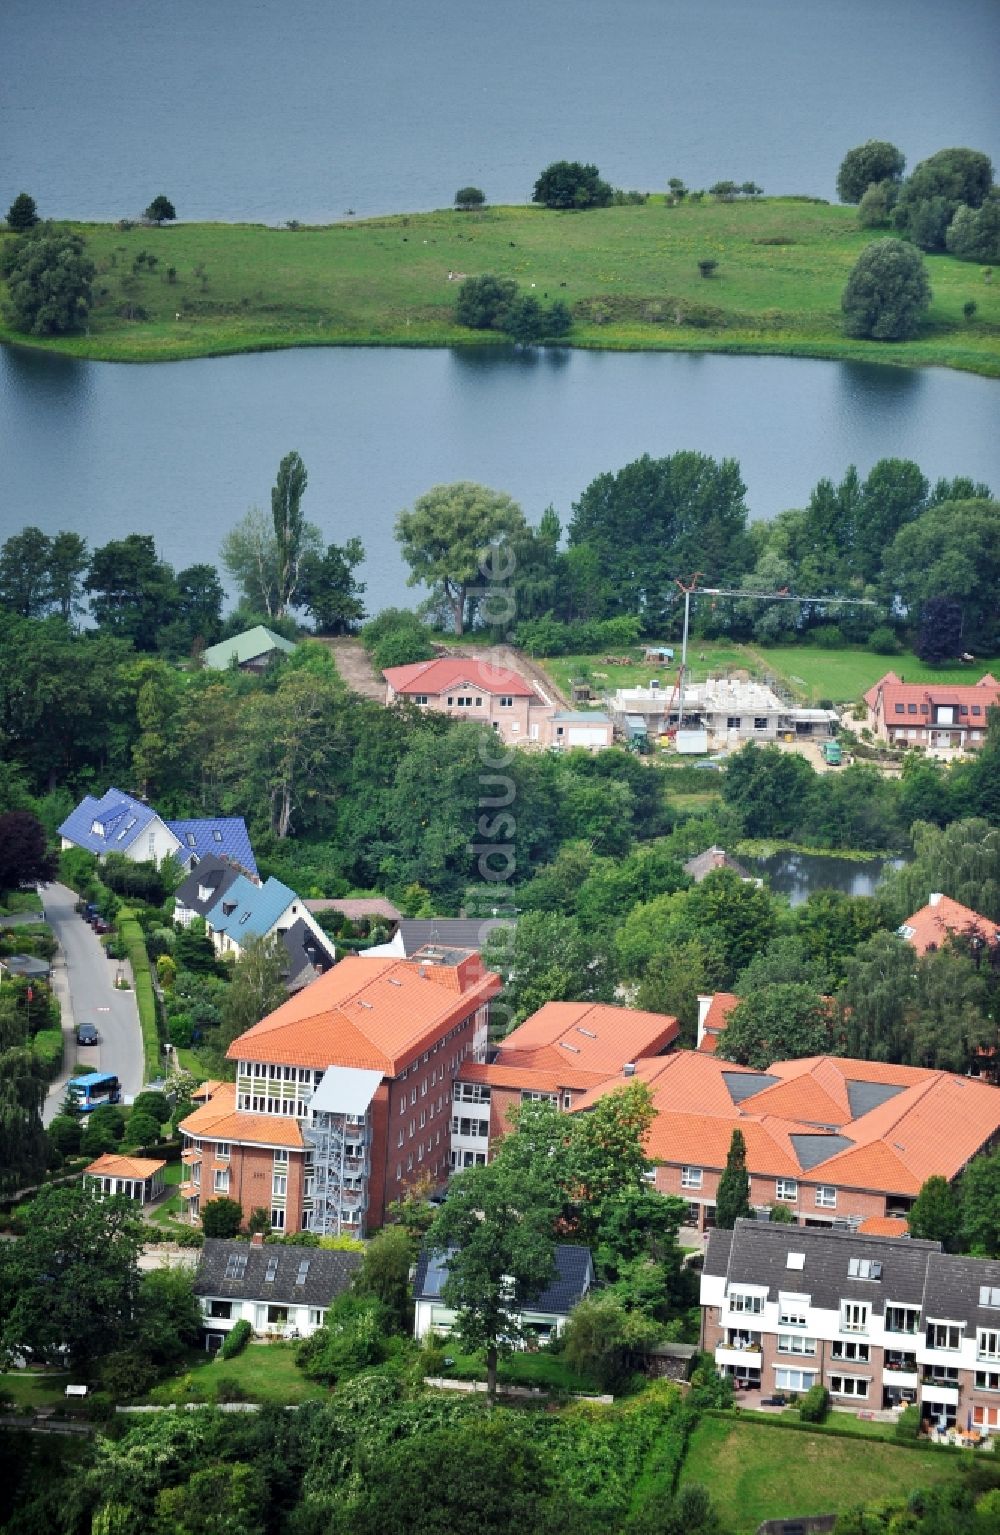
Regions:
[[841, 238, 931, 340], [299, 536, 366, 633], [836, 141, 905, 204], [962, 1148, 1000, 1258], [532, 161, 612, 210], [0, 810, 57, 896], [483, 910, 614, 1027], [717, 984, 836, 1069], [219, 935, 288, 1052], [144, 195, 176, 224], [395, 481, 527, 635], [0, 226, 95, 335], [909, 1175, 962, 1250], [884, 499, 1000, 654], [454, 186, 485, 210]]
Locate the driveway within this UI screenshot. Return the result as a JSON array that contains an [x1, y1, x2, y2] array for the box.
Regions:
[[39, 882, 145, 1124]]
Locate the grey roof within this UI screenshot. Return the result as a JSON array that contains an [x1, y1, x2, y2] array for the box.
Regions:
[[194, 1239, 361, 1307], [924, 1251, 1000, 1326], [708, 1219, 941, 1316], [789, 1133, 855, 1170], [310, 1065, 384, 1117], [174, 855, 244, 920], [845, 1079, 907, 1119], [0, 954, 51, 978], [723, 1070, 779, 1104], [414, 1243, 594, 1317], [397, 917, 513, 955], [552, 710, 612, 724], [279, 917, 336, 992]]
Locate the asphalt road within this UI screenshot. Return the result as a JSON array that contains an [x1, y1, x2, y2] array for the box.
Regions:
[[40, 882, 145, 1123]]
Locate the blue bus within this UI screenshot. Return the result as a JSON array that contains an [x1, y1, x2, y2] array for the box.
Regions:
[[68, 1072, 122, 1111]]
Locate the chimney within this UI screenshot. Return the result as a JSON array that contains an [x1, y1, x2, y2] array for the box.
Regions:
[[251, 1232, 264, 1248], [623, 1062, 636, 1077], [929, 892, 943, 907]]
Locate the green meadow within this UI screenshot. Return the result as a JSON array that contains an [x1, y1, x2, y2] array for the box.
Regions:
[[1, 198, 996, 370]]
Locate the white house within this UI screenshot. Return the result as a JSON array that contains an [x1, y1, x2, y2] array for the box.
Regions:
[[192, 1236, 362, 1350], [413, 1244, 595, 1347]]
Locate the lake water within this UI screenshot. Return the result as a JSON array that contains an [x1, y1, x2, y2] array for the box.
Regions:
[[2, 345, 998, 613], [753, 851, 905, 907], [4, 0, 998, 222]]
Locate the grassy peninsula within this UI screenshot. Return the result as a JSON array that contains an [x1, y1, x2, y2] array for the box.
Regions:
[[1, 197, 997, 371]]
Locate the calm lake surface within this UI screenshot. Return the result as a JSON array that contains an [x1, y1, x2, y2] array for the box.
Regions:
[[753, 851, 905, 907], [2, 346, 998, 613], [4, 0, 999, 221]]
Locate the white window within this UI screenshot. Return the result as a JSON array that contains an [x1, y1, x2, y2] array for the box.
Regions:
[[885, 1304, 920, 1334], [414, 695, 429, 706], [929, 1322, 963, 1351], [779, 1299, 808, 1328], [273, 1174, 287, 1197], [274, 1149, 288, 1166], [978, 1331, 1000, 1361], [213, 1169, 229, 1193], [777, 1334, 816, 1356], [830, 1375, 869, 1399], [980, 1288, 1000, 1309], [309, 1309, 325, 1328], [775, 1368, 815, 1392], [831, 1340, 869, 1362], [499, 695, 514, 708], [815, 1186, 836, 1208], [729, 1291, 764, 1315], [216, 1142, 231, 1161], [681, 1166, 703, 1189], [776, 1178, 798, 1203], [840, 1302, 869, 1334]]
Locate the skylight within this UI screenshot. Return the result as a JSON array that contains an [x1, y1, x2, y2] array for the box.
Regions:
[[239, 910, 252, 925], [265, 1256, 279, 1283], [295, 1260, 310, 1286], [91, 819, 105, 837], [559, 1042, 580, 1053], [224, 1252, 248, 1280], [213, 829, 223, 842], [576, 1027, 598, 1039], [786, 1252, 806, 1270], [186, 833, 197, 847], [980, 1286, 1000, 1308], [848, 1258, 882, 1280]]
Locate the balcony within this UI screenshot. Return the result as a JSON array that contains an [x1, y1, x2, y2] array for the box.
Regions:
[[181, 1148, 200, 1165], [883, 1367, 919, 1389], [921, 1383, 960, 1407], [178, 1181, 198, 1199], [716, 1342, 763, 1369]]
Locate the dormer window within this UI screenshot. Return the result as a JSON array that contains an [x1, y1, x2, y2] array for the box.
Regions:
[[197, 885, 213, 904], [222, 902, 236, 916], [91, 819, 105, 837]]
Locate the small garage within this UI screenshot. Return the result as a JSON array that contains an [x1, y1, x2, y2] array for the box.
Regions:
[[551, 712, 614, 751]]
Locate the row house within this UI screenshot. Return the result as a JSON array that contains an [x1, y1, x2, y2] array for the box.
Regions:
[[193, 1235, 361, 1349], [383, 657, 613, 751], [179, 948, 500, 1237], [863, 670, 1000, 752], [59, 785, 256, 876], [566, 1050, 1000, 1234], [702, 1218, 1000, 1432], [448, 1000, 679, 1170]]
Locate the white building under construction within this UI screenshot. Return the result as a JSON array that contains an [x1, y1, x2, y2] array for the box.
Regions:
[[610, 677, 838, 751]]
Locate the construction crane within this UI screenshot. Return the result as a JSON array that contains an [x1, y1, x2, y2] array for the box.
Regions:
[[662, 579, 878, 732]]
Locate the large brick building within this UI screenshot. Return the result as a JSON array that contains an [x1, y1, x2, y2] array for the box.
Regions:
[[179, 948, 500, 1236], [448, 1001, 680, 1169], [702, 1218, 1000, 1431], [567, 1050, 1000, 1235], [863, 670, 1000, 752]]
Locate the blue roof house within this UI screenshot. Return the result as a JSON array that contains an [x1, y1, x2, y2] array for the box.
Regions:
[[203, 874, 330, 962], [413, 1244, 595, 1346], [166, 817, 258, 878], [59, 788, 182, 866]]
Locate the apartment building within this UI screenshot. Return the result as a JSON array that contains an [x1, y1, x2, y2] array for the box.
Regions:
[[702, 1218, 1000, 1431], [179, 948, 500, 1236], [567, 1050, 1000, 1234], [449, 1001, 679, 1170]]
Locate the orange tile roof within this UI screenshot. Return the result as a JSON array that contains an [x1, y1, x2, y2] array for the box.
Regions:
[[178, 1083, 306, 1149], [383, 657, 537, 699], [699, 992, 739, 1052], [857, 1216, 910, 1237], [225, 954, 501, 1074], [495, 1001, 678, 1078], [865, 671, 1000, 716], [899, 894, 998, 957], [569, 1049, 1000, 1198], [460, 1060, 609, 1094], [84, 1153, 166, 1178], [192, 1079, 224, 1102]]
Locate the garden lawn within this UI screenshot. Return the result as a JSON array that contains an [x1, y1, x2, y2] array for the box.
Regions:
[[2, 200, 997, 372], [755, 645, 1000, 705], [147, 1342, 326, 1406], [0, 1371, 71, 1413], [679, 1416, 964, 1534]]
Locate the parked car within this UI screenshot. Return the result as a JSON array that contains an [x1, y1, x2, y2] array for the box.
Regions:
[[76, 1023, 100, 1046], [91, 918, 111, 935]]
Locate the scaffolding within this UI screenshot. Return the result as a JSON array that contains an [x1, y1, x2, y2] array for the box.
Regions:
[[306, 1066, 382, 1237]]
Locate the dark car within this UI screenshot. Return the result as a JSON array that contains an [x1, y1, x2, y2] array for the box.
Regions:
[[76, 1023, 100, 1046]]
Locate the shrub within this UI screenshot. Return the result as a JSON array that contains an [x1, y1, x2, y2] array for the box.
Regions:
[[454, 186, 485, 211], [895, 1403, 921, 1440], [32, 1026, 64, 1079], [219, 1319, 252, 1360], [215, 1377, 249, 1402], [132, 1090, 172, 1125], [697, 258, 718, 278], [799, 1382, 830, 1422], [118, 906, 160, 1078], [123, 1111, 160, 1149], [246, 1207, 270, 1236], [47, 1114, 82, 1158], [201, 1197, 245, 1238], [811, 624, 845, 649], [868, 625, 902, 654], [372, 627, 436, 672]]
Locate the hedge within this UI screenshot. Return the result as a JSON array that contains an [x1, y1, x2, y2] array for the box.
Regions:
[[706, 1407, 962, 1453], [117, 905, 161, 1083], [220, 1319, 253, 1359], [32, 1026, 64, 1079]]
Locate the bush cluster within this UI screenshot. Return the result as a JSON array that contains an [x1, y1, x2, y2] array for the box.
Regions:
[[798, 1382, 830, 1422], [513, 615, 642, 656], [219, 1318, 252, 1359]]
